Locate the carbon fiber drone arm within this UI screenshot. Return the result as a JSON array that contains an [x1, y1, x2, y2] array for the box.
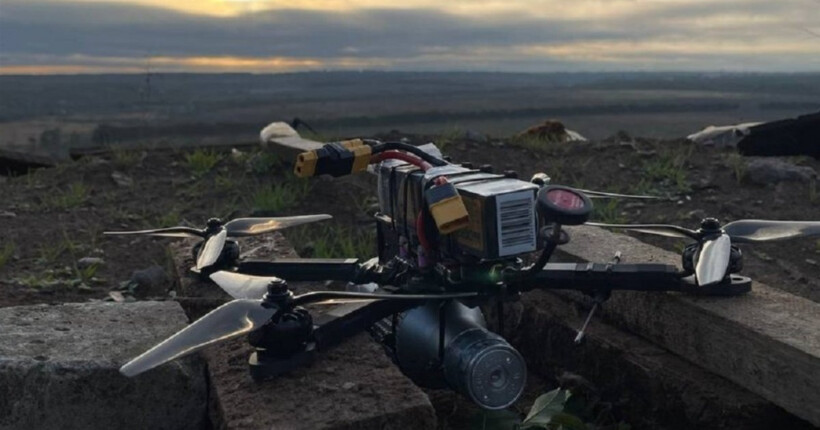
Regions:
[[511, 262, 685, 293], [510, 263, 750, 296], [236, 258, 363, 281], [235, 257, 407, 285]]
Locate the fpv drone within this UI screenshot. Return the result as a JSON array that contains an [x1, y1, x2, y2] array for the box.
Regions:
[[108, 138, 820, 411]]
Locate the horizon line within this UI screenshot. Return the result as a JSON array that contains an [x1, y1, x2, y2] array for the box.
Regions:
[[3, 69, 820, 77]]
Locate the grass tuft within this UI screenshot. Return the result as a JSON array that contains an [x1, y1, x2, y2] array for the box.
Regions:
[[110, 147, 143, 170], [592, 199, 626, 224], [46, 182, 89, 210], [288, 224, 376, 259], [0, 242, 15, 270], [250, 183, 300, 215], [639, 143, 693, 193], [185, 149, 222, 177], [246, 151, 283, 175], [725, 153, 747, 184]]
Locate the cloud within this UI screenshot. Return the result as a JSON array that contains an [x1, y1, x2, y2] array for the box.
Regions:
[[0, 0, 818, 73]]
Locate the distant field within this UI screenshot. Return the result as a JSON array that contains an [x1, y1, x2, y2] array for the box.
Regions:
[[1, 71, 819, 155]]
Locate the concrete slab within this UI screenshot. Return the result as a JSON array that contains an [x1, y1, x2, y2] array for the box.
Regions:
[[169, 233, 437, 430], [501, 291, 812, 429], [556, 225, 820, 426], [0, 301, 207, 430]]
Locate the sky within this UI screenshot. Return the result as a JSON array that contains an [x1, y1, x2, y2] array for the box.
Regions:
[[1, 0, 819, 74]]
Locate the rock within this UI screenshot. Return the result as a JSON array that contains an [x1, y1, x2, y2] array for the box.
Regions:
[[0, 210, 16, 218], [637, 150, 657, 158], [463, 129, 488, 143], [516, 119, 586, 142], [692, 176, 716, 190], [77, 257, 104, 269], [111, 171, 133, 187], [687, 209, 707, 220], [0, 301, 207, 430], [745, 158, 817, 186], [129, 265, 170, 291], [615, 130, 633, 142], [87, 157, 111, 167]]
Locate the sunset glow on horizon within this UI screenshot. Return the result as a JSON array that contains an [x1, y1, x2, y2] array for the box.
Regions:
[[2, 0, 819, 74]]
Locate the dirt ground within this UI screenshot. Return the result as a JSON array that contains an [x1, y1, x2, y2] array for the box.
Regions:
[[1, 131, 818, 428]]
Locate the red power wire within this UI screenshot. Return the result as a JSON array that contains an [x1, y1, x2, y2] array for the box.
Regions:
[[370, 150, 432, 171], [416, 210, 432, 251], [370, 149, 434, 252]]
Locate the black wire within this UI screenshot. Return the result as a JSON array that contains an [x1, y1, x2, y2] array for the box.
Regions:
[[366, 140, 449, 167]]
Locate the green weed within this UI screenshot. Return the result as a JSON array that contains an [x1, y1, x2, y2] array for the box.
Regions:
[[0, 242, 15, 270], [46, 182, 89, 210], [287, 224, 376, 259], [185, 149, 222, 177], [592, 199, 626, 224], [435, 125, 464, 153], [725, 153, 747, 184], [640, 144, 693, 193], [155, 210, 181, 228], [468, 386, 631, 430], [215, 173, 241, 192], [246, 151, 283, 175], [110, 147, 143, 170], [37, 241, 68, 265], [250, 183, 300, 215]]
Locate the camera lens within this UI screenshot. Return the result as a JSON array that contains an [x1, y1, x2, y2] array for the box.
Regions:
[[444, 328, 526, 410], [393, 302, 527, 410]]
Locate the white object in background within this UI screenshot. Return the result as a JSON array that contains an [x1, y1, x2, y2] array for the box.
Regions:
[[687, 122, 761, 148]]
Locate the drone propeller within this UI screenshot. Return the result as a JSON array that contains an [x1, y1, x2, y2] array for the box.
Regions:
[[209, 271, 408, 305], [196, 228, 228, 270], [106, 214, 332, 270], [222, 215, 333, 237], [722, 220, 820, 243], [102, 226, 206, 238], [120, 289, 479, 377], [586, 222, 699, 239], [120, 299, 277, 377], [577, 189, 661, 200], [209, 271, 273, 299], [588, 218, 820, 286]]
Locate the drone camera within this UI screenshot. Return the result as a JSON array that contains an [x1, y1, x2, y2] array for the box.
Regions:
[[388, 301, 526, 410]]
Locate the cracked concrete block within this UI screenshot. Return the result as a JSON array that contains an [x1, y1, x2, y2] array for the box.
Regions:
[[0, 301, 207, 430]]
